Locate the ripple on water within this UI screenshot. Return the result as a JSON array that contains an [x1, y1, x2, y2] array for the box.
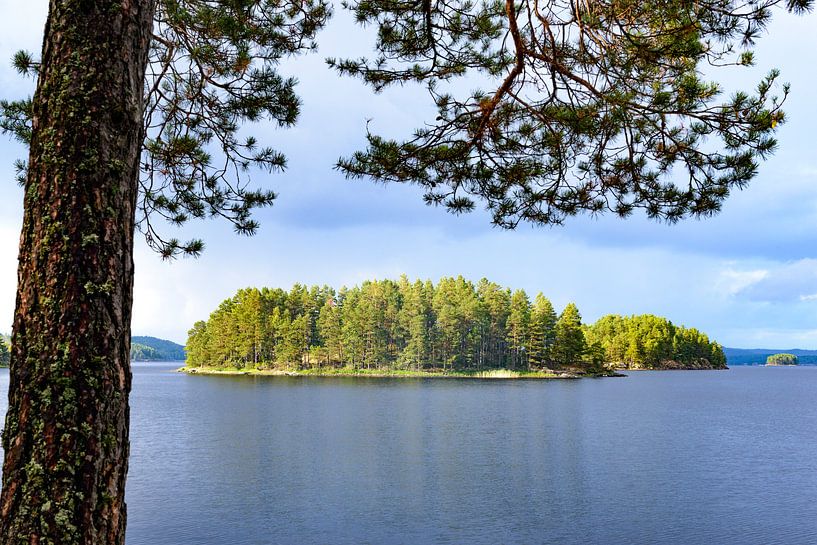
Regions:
[[1, 365, 816, 544]]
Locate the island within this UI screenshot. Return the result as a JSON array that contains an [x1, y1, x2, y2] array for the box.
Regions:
[[766, 353, 799, 366], [181, 277, 727, 378]]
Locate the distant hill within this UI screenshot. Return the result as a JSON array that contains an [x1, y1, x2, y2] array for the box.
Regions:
[[131, 336, 185, 361], [724, 347, 817, 366], [3, 334, 184, 363]]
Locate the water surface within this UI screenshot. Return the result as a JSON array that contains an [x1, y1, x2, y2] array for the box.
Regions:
[[1, 365, 815, 544]]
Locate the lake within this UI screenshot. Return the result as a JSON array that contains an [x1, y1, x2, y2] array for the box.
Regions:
[[1, 365, 816, 544]]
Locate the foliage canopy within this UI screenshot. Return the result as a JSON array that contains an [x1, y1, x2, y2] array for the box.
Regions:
[[585, 313, 727, 369], [1, 0, 813, 257], [2, 0, 331, 257], [185, 276, 727, 371], [333, 0, 812, 226]]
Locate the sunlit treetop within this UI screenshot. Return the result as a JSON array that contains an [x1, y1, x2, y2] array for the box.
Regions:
[[330, 0, 813, 227]]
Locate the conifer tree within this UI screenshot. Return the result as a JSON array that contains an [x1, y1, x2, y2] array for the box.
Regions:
[[506, 290, 531, 370], [185, 321, 210, 366], [553, 303, 587, 366], [0, 0, 331, 538], [186, 279, 728, 373], [584, 314, 728, 369], [1, 0, 810, 538], [341, 287, 366, 368], [528, 293, 557, 369], [268, 307, 290, 364], [317, 297, 343, 365], [432, 278, 463, 369], [476, 279, 511, 370], [399, 279, 432, 370], [333, 0, 812, 227], [233, 288, 265, 367]]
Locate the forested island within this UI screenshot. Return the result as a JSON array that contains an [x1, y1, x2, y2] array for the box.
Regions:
[[766, 353, 798, 366], [184, 277, 726, 377], [723, 348, 817, 365]]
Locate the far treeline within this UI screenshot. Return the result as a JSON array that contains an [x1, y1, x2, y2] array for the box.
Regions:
[[186, 277, 726, 373], [0, 334, 9, 367], [130, 336, 186, 362], [2, 335, 183, 366]]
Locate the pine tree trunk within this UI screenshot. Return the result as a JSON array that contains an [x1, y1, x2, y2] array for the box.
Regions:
[[0, 0, 155, 541]]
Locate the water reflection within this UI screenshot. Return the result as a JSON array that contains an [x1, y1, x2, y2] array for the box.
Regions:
[[1, 365, 816, 544]]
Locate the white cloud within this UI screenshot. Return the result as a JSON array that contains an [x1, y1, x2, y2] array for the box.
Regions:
[[717, 267, 769, 296], [733, 259, 817, 303]]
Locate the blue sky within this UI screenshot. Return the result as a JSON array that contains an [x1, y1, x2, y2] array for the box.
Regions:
[[1, 3, 817, 347]]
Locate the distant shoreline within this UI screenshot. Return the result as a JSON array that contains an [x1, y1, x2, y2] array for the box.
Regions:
[[132, 359, 185, 363], [614, 366, 729, 371], [180, 366, 624, 379]]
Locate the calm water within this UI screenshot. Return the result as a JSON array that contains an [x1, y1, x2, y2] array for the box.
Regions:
[[0, 365, 816, 544]]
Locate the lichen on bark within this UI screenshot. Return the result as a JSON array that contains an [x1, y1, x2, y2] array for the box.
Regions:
[[0, 0, 157, 542]]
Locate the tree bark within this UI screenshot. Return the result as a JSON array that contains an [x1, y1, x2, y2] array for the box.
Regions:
[[0, 0, 155, 541]]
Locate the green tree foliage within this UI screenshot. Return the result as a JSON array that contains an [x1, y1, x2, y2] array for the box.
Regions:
[[528, 294, 557, 368], [505, 290, 530, 370], [130, 344, 161, 361], [398, 277, 433, 370], [333, 0, 812, 226], [185, 321, 210, 366], [1, 0, 332, 257], [475, 279, 510, 370], [585, 314, 727, 369], [766, 353, 798, 365], [187, 278, 726, 372], [0, 339, 9, 368], [553, 303, 587, 366], [583, 341, 607, 373], [5, 0, 794, 539], [317, 296, 344, 365], [131, 336, 186, 361], [3, 0, 813, 253]]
